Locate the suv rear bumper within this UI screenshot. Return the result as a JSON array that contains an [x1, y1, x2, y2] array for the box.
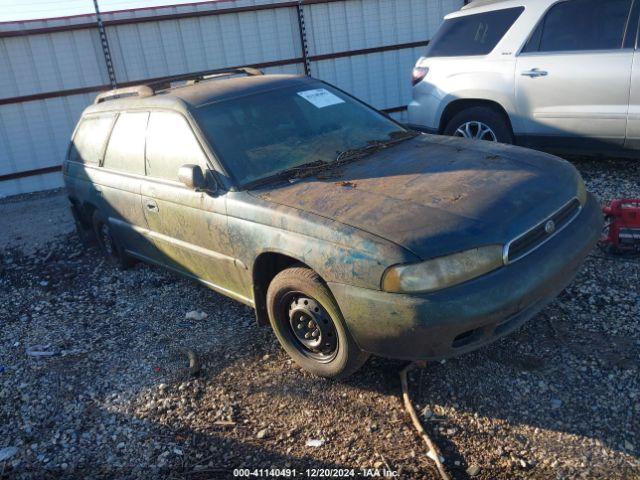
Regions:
[[328, 194, 602, 360]]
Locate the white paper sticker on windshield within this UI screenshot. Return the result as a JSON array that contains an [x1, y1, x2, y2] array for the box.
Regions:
[[297, 88, 345, 109]]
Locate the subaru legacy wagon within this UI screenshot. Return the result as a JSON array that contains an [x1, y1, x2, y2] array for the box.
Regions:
[[64, 69, 602, 378]]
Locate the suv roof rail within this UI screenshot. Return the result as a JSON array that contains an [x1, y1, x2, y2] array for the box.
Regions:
[[94, 67, 263, 104]]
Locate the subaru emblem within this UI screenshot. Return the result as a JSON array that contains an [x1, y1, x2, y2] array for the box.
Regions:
[[545, 220, 556, 234]]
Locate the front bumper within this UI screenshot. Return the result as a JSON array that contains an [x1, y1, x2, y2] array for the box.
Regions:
[[328, 194, 602, 360]]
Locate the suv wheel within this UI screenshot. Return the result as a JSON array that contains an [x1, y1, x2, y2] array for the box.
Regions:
[[266, 267, 369, 379], [444, 106, 513, 144], [92, 210, 134, 269]]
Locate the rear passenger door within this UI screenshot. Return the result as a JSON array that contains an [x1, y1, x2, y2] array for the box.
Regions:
[[97, 111, 153, 257], [515, 0, 634, 150], [140, 110, 246, 299]]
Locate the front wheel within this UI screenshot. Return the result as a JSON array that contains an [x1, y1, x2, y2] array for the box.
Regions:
[[443, 106, 514, 144], [266, 267, 369, 379]]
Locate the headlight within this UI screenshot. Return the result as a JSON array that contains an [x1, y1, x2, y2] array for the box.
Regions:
[[411, 66, 429, 86], [381, 245, 504, 293], [576, 174, 588, 206]]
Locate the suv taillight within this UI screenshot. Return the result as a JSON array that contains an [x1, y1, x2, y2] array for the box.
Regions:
[[411, 66, 429, 86]]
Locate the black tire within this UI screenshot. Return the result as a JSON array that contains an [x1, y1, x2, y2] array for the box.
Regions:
[[71, 208, 95, 247], [266, 267, 369, 379], [92, 210, 134, 269], [443, 106, 514, 144]]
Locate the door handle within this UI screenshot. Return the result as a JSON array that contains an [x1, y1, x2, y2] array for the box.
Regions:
[[521, 68, 548, 78], [145, 201, 159, 212]]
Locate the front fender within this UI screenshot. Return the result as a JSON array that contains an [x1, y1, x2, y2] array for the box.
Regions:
[[226, 191, 418, 291]]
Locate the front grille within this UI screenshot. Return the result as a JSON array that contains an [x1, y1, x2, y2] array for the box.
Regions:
[[506, 198, 581, 263]]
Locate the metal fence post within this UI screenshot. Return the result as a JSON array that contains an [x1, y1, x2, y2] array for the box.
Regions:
[[296, 1, 311, 76], [93, 0, 118, 88]]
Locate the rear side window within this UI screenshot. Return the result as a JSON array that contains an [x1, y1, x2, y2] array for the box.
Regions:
[[426, 7, 524, 57], [524, 0, 633, 53], [103, 112, 148, 175], [145, 111, 208, 182], [69, 114, 114, 164]]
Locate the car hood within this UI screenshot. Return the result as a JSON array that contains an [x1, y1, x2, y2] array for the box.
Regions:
[[251, 134, 580, 260]]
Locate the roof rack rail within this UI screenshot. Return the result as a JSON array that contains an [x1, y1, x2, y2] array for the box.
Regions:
[[94, 85, 155, 104], [94, 67, 263, 104]]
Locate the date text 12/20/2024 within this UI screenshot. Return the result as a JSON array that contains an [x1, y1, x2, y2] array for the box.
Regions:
[[233, 468, 399, 477]]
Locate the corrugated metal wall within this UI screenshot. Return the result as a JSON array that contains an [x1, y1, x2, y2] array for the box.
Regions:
[[0, 0, 461, 197]]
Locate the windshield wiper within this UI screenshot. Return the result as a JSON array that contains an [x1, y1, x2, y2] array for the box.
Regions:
[[335, 129, 420, 162], [244, 129, 420, 188], [243, 160, 329, 189]]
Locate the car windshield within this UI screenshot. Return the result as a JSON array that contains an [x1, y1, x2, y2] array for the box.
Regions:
[[193, 83, 405, 186]]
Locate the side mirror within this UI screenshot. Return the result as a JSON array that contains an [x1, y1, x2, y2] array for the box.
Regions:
[[178, 164, 206, 190]]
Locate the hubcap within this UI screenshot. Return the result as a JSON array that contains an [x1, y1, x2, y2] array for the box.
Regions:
[[100, 223, 115, 257], [454, 121, 498, 142], [286, 295, 338, 361]]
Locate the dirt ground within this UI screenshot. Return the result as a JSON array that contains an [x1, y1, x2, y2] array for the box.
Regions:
[[0, 158, 639, 479]]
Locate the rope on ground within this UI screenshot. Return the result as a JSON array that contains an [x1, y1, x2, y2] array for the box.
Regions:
[[400, 363, 450, 480]]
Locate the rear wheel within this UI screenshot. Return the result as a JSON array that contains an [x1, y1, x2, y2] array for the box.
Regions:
[[92, 210, 134, 269], [444, 106, 513, 144], [71, 206, 95, 246], [266, 267, 369, 379]]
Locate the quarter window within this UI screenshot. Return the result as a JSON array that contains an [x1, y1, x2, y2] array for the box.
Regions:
[[524, 0, 633, 53], [425, 7, 524, 57], [103, 112, 148, 174], [69, 114, 115, 164], [145, 111, 208, 182]]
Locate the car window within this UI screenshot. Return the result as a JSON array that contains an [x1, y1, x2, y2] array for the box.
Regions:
[[103, 112, 148, 175], [69, 114, 115, 164], [425, 7, 524, 57], [193, 83, 403, 186], [145, 111, 208, 182], [525, 0, 632, 53], [623, 0, 640, 49]]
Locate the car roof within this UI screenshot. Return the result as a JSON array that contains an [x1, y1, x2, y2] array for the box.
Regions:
[[83, 74, 315, 116]]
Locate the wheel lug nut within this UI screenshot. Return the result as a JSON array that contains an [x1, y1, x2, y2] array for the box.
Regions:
[[307, 321, 314, 329]]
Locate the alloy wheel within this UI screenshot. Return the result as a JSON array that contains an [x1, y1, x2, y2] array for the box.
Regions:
[[454, 121, 498, 142]]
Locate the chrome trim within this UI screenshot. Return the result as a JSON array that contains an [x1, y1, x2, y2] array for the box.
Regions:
[[503, 197, 582, 265]]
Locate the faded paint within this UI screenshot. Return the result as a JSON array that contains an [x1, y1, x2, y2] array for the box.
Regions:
[[63, 73, 602, 362]]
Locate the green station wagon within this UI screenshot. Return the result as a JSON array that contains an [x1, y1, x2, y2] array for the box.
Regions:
[[64, 68, 602, 378]]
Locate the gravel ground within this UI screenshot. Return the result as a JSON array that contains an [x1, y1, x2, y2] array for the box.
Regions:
[[1, 158, 639, 479]]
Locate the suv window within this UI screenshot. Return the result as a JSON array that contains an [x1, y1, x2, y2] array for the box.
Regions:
[[524, 0, 633, 53], [69, 114, 115, 164], [146, 111, 208, 182], [425, 7, 524, 57], [103, 112, 148, 175]]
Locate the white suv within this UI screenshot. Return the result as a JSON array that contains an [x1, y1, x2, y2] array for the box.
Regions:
[[408, 0, 640, 157]]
